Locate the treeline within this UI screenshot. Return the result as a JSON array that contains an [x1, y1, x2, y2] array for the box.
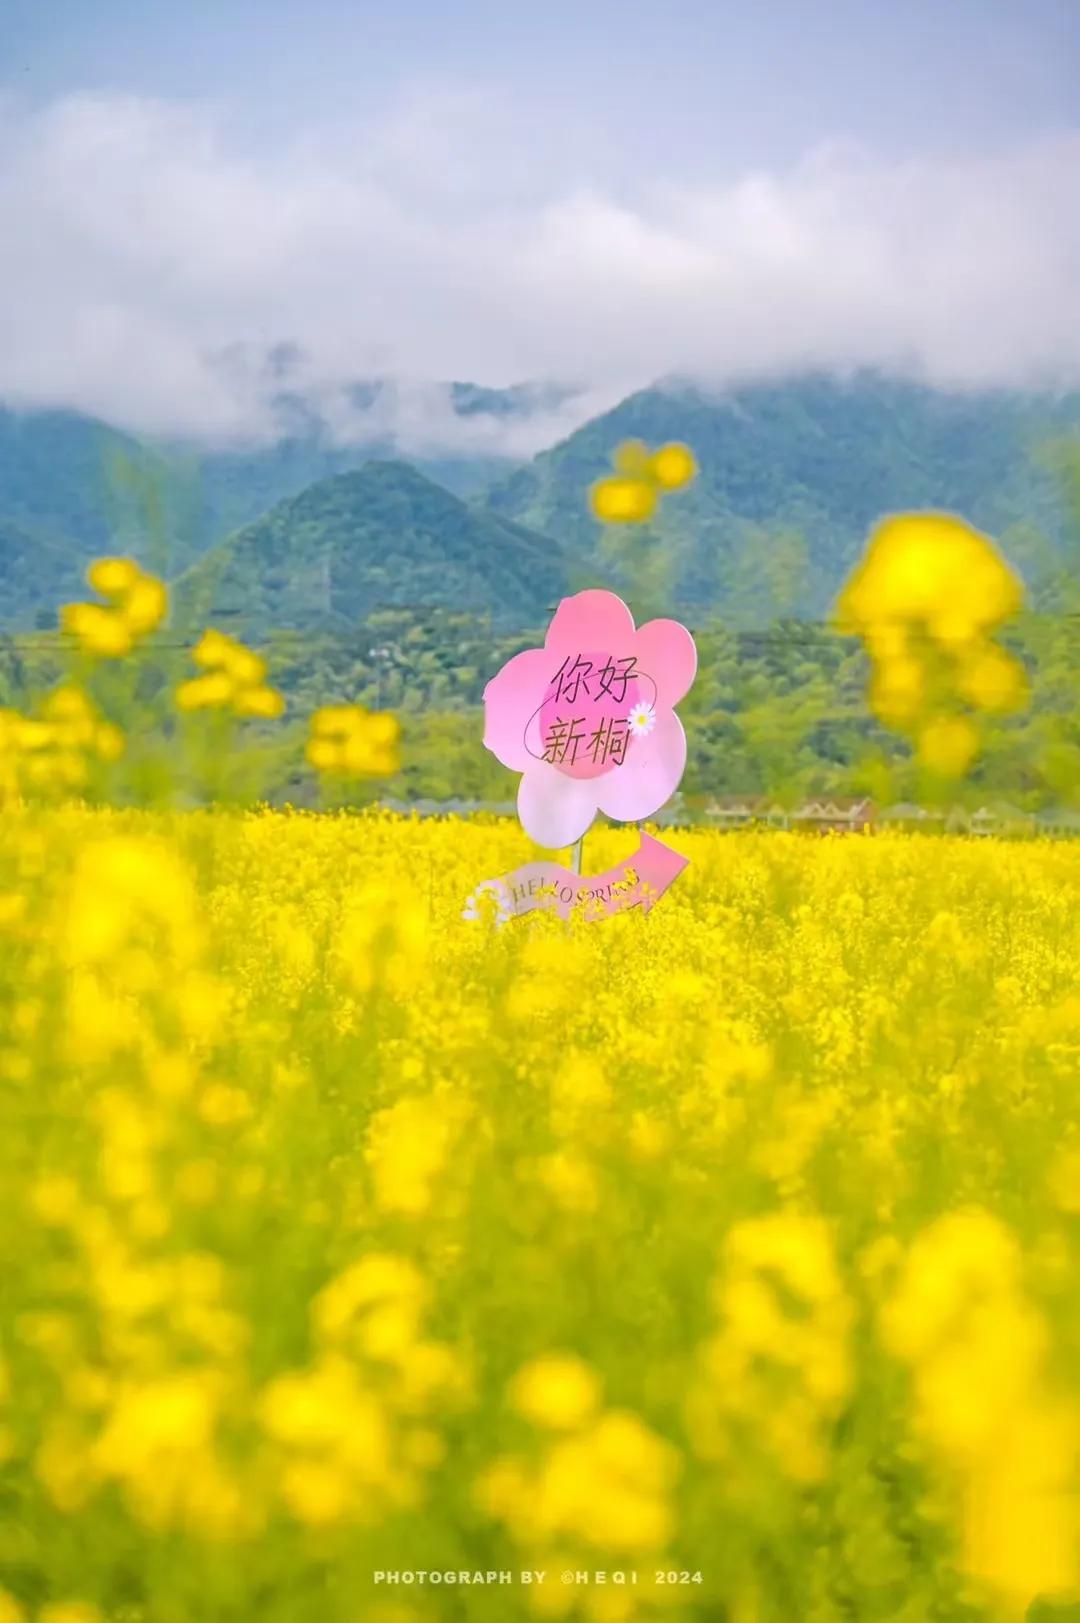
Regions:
[[2, 605, 1077, 811]]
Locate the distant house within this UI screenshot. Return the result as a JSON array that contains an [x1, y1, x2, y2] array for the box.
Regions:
[[704, 796, 795, 829], [697, 797, 1080, 840], [877, 803, 945, 832], [1035, 807, 1080, 839], [791, 797, 875, 834], [378, 797, 516, 818], [763, 801, 794, 829], [705, 796, 874, 833], [968, 803, 1033, 838], [704, 796, 766, 829]]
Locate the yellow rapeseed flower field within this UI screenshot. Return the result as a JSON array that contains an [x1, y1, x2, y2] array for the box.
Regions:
[[1, 806, 1079, 1622]]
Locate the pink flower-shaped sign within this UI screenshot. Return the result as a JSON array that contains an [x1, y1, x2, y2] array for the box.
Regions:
[[483, 590, 697, 848]]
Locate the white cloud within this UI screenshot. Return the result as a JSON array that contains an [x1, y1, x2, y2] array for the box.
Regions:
[[0, 88, 1078, 449]]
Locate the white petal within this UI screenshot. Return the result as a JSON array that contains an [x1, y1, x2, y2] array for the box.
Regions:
[[517, 764, 598, 848]]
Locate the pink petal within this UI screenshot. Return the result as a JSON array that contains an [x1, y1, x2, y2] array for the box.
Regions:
[[634, 618, 698, 708], [545, 590, 636, 655], [482, 647, 551, 770], [518, 764, 598, 849], [594, 710, 687, 823]]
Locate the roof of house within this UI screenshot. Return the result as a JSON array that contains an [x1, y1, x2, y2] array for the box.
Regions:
[[796, 797, 874, 816], [970, 802, 1032, 822], [878, 802, 943, 820], [1036, 807, 1080, 828]]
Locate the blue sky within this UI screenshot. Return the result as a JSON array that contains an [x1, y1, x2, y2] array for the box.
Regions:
[[1, 0, 1078, 441], [7, 0, 1079, 168]]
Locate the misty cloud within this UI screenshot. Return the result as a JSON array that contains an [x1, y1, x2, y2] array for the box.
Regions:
[[0, 89, 1078, 449]]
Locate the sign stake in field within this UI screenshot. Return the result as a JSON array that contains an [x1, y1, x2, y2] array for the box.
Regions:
[[465, 588, 697, 923]]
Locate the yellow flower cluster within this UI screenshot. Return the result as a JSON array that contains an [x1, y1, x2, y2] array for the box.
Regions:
[[365, 1088, 470, 1215], [0, 1600, 101, 1623], [0, 686, 124, 799], [881, 1210, 1079, 1612], [260, 1252, 465, 1527], [479, 1351, 681, 1576], [686, 1211, 854, 1485], [334, 879, 428, 1000], [61, 558, 167, 657], [836, 513, 1028, 776], [175, 629, 285, 718], [589, 439, 697, 524], [0, 808, 1078, 1621], [306, 704, 401, 777]]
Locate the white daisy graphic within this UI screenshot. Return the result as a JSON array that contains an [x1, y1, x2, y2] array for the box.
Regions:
[[462, 878, 513, 927], [627, 701, 656, 738]]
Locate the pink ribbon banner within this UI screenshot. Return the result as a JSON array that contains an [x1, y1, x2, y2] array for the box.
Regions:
[[463, 833, 688, 926]]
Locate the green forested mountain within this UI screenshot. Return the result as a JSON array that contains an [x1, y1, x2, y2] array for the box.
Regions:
[[0, 518, 86, 629], [153, 377, 577, 543], [0, 407, 181, 561], [162, 428, 522, 558], [175, 459, 566, 632], [485, 373, 1080, 622], [2, 373, 1080, 633], [0, 396, 528, 583]]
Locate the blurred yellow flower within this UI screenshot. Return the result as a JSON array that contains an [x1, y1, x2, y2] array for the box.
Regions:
[[176, 630, 284, 719], [87, 557, 139, 596], [60, 603, 134, 658], [590, 477, 658, 524], [956, 644, 1028, 713], [688, 1210, 853, 1485], [882, 1210, 1080, 1611], [868, 655, 925, 726], [589, 439, 697, 524], [917, 715, 980, 777], [233, 685, 286, 719], [306, 705, 401, 778], [122, 576, 169, 635], [480, 1407, 680, 1554], [176, 673, 234, 712], [650, 442, 697, 490], [38, 1605, 102, 1623], [0, 685, 125, 800], [62, 558, 167, 656], [1, 799, 1079, 1612], [365, 1094, 457, 1216], [836, 512, 1027, 779], [837, 514, 1022, 636], [510, 1355, 601, 1431], [314, 1255, 427, 1344]]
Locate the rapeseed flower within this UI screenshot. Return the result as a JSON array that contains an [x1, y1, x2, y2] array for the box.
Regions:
[[836, 512, 1028, 777], [306, 704, 401, 777], [176, 629, 285, 718], [0, 804, 1077, 1619], [510, 1355, 602, 1431], [590, 440, 697, 523], [61, 558, 167, 656], [0, 686, 124, 799]]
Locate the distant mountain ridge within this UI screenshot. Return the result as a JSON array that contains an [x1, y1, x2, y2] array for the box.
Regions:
[[0, 377, 577, 621], [0, 406, 169, 557], [175, 459, 566, 633], [0, 517, 87, 629], [484, 373, 1080, 621], [1, 371, 1078, 632]]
